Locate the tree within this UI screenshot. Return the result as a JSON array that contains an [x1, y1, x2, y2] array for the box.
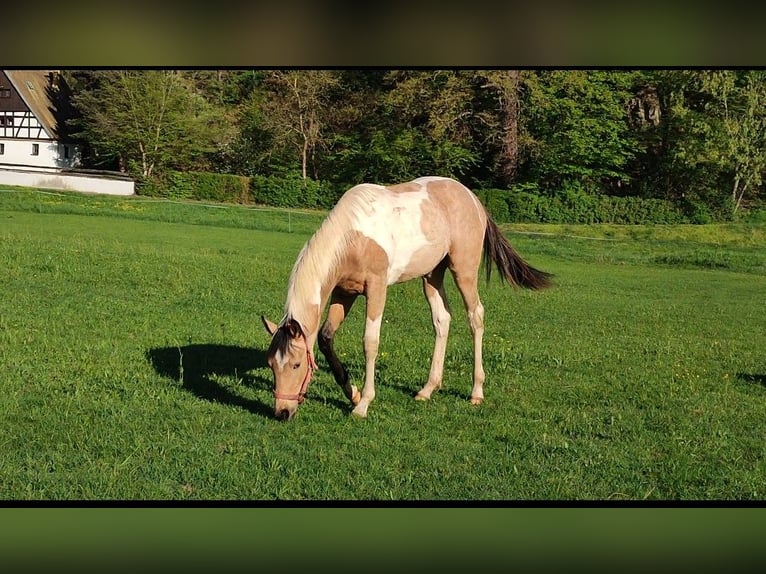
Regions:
[[653, 70, 766, 214], [383, 70, 479, 181], [255, 70, 341, 180], [69, 70, 227, 177], [475, 70, 525, 185], [521, 70, 643, 194], [700, 71, 766, 214]]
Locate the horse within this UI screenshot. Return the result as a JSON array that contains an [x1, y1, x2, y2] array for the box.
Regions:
[[261, 176, 552, 421]]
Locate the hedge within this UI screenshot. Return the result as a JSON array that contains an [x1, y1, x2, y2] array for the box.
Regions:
[[137, 171, 345, 210], [137, 170, 716, 224], [138, 171, 251, 204], [250, 173, 344, 210], [477, 187, 694, 225]]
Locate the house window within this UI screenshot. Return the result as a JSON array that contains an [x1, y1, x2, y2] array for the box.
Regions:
[[0, 143, 4, 155], [0, 116, 14, 126], [31, 143, 39, 156], [63, 145, 70, 159], [0, 88, 10, 98]]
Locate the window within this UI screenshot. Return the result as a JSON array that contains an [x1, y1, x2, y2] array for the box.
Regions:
[[63, 145, 70, 159], [31, 143, 39, 156], [0, 143, 4, 155], [0, 116, 14, 126], [0, 88, 10, 98]]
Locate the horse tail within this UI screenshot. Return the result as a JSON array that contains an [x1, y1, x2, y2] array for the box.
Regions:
[[483, 209, 553, 290]]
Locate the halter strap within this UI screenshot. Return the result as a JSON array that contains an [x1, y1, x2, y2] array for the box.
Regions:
[[273, 335, 317, 404]]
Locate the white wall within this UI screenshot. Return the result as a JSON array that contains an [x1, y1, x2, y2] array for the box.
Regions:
[[0, 139, 80, 169], [0, 167, 134, 196]]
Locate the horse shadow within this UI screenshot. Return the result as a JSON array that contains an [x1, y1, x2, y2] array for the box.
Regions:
[[146, 344, 274, 418], [736, 373, 766, 387]]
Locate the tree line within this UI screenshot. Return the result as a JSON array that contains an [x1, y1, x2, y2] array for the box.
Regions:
[[64, 69, 766, 217]]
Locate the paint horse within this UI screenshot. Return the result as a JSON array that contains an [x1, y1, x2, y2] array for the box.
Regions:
[[262, 176, 551, 420]]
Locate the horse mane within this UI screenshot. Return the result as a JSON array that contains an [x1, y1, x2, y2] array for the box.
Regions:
[[268, 317, 305, 357], [284, 184, 382, 316]]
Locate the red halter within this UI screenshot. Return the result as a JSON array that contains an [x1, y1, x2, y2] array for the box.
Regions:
[[273, 336, 318, 404]]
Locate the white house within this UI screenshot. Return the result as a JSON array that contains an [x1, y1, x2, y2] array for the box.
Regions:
[[0, 70, 81, 171], [0, 70, 134, 195]]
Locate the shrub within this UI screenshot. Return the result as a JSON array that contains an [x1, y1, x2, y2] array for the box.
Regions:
[[482, 187, 691, 224], [137, 171, 251, 204], [251, 173, 342, 210]]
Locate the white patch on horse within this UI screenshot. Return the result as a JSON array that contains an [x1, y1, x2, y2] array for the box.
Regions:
[[350, 187, 436, 285], [412, 176, 450, 185], [274, 348, 289, 370]]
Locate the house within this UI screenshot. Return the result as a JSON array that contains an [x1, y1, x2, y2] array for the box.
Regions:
[[0, 70, 81, 171], [0, 70, 134, 195]]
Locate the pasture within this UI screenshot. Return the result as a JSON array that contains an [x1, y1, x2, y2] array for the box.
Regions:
[[1, 188, 765, 500]]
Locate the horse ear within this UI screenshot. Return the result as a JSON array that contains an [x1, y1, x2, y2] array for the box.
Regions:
[[261, 315, 278, 336]]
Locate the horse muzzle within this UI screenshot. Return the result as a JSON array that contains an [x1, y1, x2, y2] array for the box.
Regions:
[[274, 399, 299, 421]]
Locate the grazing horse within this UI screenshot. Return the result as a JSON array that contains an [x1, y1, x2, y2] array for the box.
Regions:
[[262, 176, 551, 420]]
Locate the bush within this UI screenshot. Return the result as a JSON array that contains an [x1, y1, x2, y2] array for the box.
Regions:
[[485, 187, 691, 224], [137, 171, 251, 204], [136, 170, 719, 224], [251, 173, 343, 210]]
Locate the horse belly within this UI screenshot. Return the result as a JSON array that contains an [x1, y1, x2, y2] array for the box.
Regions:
[[388, 240, 447, 284]]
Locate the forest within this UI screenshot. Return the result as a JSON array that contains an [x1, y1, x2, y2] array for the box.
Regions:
[[63, 69, 766, 221]]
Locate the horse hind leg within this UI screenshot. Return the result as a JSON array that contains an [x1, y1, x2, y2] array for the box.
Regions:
[[451, 268, 486, 405], [318, 289, 361, 405], [416, 263, 451, 401]]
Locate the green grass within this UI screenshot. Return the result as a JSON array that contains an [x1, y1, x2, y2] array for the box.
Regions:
[[1, 188, 765, 500]]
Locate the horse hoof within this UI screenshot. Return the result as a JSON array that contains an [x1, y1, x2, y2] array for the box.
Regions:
[[351, 407, 367, 418], [351, 387, 361, 405], [470, 397, 483, 406], [415, 393, 430, 401]]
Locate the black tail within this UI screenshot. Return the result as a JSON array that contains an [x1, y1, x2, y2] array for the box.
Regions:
[[483, 211, 553, 289]]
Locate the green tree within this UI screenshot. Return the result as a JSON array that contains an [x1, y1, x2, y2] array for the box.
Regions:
[[256, 70, 341, 180], [699, 71, 766, 214], [650, 70, 766, 215], [69, 70, 227, 177], [383, 70, 479, 180], [522, 70, 644, 194]]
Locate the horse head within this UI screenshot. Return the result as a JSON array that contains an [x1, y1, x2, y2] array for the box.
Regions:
[[262, 315, 317, 421]]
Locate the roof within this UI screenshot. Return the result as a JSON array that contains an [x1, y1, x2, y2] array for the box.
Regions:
[[4, 70, 68, 139]]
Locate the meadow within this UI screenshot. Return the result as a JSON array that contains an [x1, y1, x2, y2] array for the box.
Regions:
[[1, 188, 765, 501]]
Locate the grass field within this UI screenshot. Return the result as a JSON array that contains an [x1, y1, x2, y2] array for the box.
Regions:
[[1, 188, 765, 500]]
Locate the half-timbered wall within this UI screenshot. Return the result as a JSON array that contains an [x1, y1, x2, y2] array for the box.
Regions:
[[0, 110, 51, 139]]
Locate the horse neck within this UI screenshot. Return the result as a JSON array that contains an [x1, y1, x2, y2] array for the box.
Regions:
[[283, 240, 345, 345], [283, 194, 362, 342]]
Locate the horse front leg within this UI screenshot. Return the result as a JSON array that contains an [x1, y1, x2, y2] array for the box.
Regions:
[[318, 289, 360, 406], [352, 281, 387, 418]]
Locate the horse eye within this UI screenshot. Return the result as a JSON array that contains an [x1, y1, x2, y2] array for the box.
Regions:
[[292, 362, 301, 370]]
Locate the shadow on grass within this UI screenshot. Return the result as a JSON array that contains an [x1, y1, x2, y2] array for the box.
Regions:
[[737, 373, 766, 387], [147, 344, 274, 418]]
